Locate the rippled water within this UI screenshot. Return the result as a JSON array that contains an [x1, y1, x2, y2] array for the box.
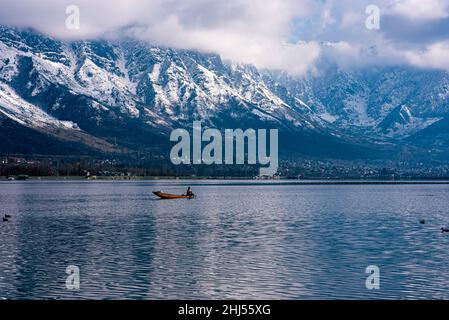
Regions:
[[1, 180, 449, 299]]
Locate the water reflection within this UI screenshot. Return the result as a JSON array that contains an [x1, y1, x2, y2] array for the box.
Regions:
[[1, 181, 449, 299]]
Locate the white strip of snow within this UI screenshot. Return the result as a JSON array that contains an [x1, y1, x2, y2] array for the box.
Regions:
[[0, 83, 80, 130]]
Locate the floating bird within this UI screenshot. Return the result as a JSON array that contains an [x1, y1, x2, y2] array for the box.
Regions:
[[420, 220, 426, 224], [441, 228, 449, 233], [4, 214, 11, 219], [2, 217, 9, 222]]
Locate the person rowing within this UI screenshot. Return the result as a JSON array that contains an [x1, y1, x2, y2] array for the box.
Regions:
[[186, 186, 194, 197]]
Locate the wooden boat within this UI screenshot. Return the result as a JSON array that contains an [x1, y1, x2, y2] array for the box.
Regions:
[[152, 191, 194, 199]]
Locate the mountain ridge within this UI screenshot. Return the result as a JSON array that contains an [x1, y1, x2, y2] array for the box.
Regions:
[[1, 25, 448, 163]]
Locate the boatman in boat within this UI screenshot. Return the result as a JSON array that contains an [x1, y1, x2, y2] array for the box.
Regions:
[[186, 186, 193, 197]]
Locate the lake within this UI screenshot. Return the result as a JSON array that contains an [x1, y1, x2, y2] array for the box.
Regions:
[[1, 180, 449, 299]]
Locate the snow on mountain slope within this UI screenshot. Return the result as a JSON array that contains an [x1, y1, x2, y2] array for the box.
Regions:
[[265, 65, 449, 142], [120, 40, 320, 130], [0, 43, 18, 81], [2, 26, 351, 157], [76, 57, 139, 117], [0, 81, 118, 153], [377, 105, 442, 137], [342, 93, 375, 127], [0, 82, 78, 130], [2, 25, 449, 158]]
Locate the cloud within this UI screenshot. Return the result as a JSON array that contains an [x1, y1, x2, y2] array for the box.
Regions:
[[125, 16, 322, 75], [130, 0, 322, 75], [0, 0, 449, 74], [387, 0, 449, 21], [0, 0, 323, 75], [403, 41, 449, 70]]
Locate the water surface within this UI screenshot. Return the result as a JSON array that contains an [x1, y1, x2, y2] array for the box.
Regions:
[[1, 180, 449, 299]]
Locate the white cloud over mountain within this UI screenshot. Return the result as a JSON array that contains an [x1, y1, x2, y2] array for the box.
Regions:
[[0, 0, 448, 74]]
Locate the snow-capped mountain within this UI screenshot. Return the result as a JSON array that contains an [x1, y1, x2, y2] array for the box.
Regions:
[[267, 65, 449, 138], [1, 25, 449, 160]]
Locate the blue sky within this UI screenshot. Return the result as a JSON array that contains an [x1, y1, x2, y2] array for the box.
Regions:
[[0, 0, 448, 75]]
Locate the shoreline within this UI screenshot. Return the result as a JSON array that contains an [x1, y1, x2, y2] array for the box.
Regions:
[[2, 176, 449, 185]]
